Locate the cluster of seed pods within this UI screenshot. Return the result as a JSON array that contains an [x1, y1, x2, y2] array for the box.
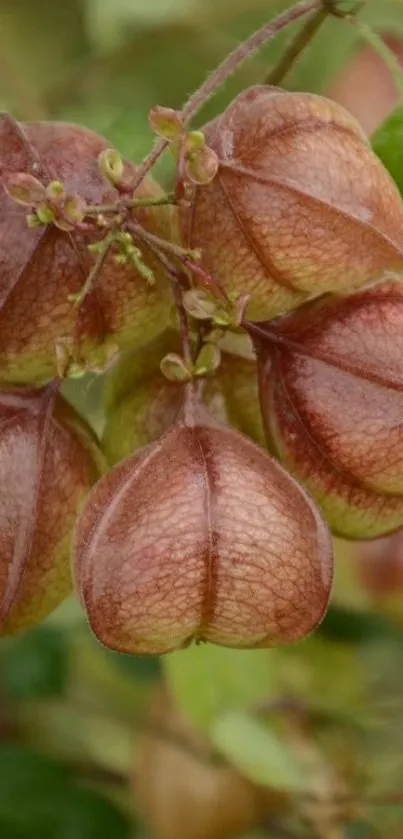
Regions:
[[1, 81, 403, 654]]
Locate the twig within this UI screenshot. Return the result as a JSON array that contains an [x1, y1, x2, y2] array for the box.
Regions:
[[265, 8, 328, 86], [84, 193, 175, 218], [130, 0, 321, 193], [130, 227, 193, 367], [71, 233, 115, 307], [181, 0, 320, 122]]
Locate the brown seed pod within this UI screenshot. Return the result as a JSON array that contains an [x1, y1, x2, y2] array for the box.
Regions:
[[182, 86, 403, 320], [353, 531, 403, 598], [0, 114, 173, 384], [254, 276, 403, 539], [102, 331, 264, 466], [329, 35, 403, 135], [0, 384, 103, 635], [73, 386, 332, 655], [135, 687, 287, 839]]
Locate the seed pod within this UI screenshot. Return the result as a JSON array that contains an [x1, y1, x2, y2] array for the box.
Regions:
[[354, 532, 403, 598], [255, 277, 403, 539], [0, 115, 173, 384], [135, 688, 286, 839], [0, 385, 103, 635], [74, 386, 332, 654], [182, 86, 403, 320], [102, 331, 264, 466]]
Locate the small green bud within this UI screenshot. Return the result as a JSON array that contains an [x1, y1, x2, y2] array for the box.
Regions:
[[46, 180, 64, 200], [185, 146, 219, 185], [183, 288, 218, 320], [26, 213, 42, 229], [148, 106, 183, 140], [194, 343, 221, 376], [186, 131, 206, 153], [160, 353, 192, 382], [62, 193, 86, 224], [4, 172, 46, 205], [36, 204, 56, 224], [98, 149, 124, 186]]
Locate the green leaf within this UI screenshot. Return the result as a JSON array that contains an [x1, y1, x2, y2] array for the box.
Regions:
[[372, 105, 403, 195], [0, 745, 130, 839], [105, 649, 162, 681], [164, 645, 279, 728], [211, 711, 306, 792], [318, 605, 402, 645], [0, 625, 68, 699]]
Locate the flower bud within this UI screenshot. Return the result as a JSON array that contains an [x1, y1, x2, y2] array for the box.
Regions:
[[74, 387, 332, 654], [0, 385, 103, 635], [255, 276, 403, 539], [0, 115, 173, 384], [160, 352, 192, 383], [181, 86, 403, 321], [185, 145, 219, 186], [3, 172, 46, 205], [98, 148, 124, 186], [148, 106, 183, 140]]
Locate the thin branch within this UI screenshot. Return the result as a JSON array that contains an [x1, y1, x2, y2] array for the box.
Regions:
[[181, 0, 320, 122], [84, 193, 175, 218], [265, 8, 328, 86], [130, 225, 193, 367], [71, 234, 115, 307], [130, 0, 321, 193]]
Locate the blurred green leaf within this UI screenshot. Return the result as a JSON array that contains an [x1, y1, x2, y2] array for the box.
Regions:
[[0, 626, 68, 700], [86, 0, 199, 50], [106, 650, 161, 682], [318, 605, 403, 645], [211, 711, 306, 792], [164, 645, 278, 728], [345, 822, 381, 839], [0, 745, 130, 839], [372, 105, 403, 195]]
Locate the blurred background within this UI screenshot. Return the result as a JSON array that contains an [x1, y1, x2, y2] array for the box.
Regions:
[[2, 1, 403, 838]]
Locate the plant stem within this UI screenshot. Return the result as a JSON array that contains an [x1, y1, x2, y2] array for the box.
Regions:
[[85, 193, 175, 217], [130, 0, 320, 192], [127, 220, 198, 262], [71, 234, 114, 306], [131, 226, 193, 367], [181, 0, 320, 121], [265, 7, 327, 86]]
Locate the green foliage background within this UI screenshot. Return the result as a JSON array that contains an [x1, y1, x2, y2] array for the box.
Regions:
[[2, 1, 403, 837]]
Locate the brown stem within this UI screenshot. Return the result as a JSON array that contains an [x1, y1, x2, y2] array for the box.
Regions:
[[85, 193, 175, 217], [174, 254, 228, 302], [127, 220, 198, 262], [130, 0, 320, 193], [181, 0, 320, 122], [265, 8, 327, 86], [131, 226, 193, 367], [71, 234, 114, 307]]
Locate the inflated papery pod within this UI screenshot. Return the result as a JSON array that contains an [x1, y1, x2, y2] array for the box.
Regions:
[[0, 385, 103, 635], [102, 330, 264, 466], [74, 385, 332, 655], [135, 688, 286, 839], [255, 276, 403, 540], [354, 531, 403, 601], [182, 86, 403, 321], [0, 115, 173, 384]]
